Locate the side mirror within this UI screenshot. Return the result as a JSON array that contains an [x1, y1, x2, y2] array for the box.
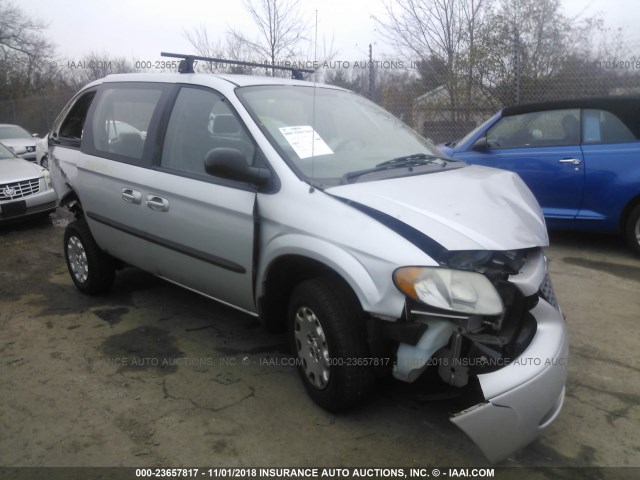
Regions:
[[471, 136, 489, 151], [205, 148, 270, 186]]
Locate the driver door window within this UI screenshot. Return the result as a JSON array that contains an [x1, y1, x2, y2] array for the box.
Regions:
[[161, 87, 256, 177], [487, 109, 580, 149]]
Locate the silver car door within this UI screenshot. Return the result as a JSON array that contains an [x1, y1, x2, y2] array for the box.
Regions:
[[74, 83, 172, 272], [142, 86, 258, 313]]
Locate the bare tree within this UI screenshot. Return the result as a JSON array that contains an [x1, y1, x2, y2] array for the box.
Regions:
[[184, 25, 272, 75], [0, 0, 56, 99], [325, 68, 364, 93], [229, 0, 310, 73], [375, 0, 614, 110], [481, 0, 607, 104], [374, 0, 490, 118], [184, 25, 228, 61]]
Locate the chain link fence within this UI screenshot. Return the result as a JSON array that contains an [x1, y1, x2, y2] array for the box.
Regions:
[[406, 69, 640, 144], [365, 41, 640, 144], [1, 42, 639, 145], [0, 92, 73, 137]]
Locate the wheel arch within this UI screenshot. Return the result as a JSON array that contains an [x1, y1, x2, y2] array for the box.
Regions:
[[59, 188, 85, 217], [256, 238, 385, 333], [619, 194, 640, 234]]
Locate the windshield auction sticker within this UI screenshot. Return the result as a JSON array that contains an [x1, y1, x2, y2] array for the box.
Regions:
[[279, 126, 333, 159]]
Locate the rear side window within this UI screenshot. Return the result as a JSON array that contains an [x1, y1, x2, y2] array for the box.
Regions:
[[582, 109, 637, 144], [90, 86, 163, 161], [487, 109, 580, 148], [52, 91, 96, 147]]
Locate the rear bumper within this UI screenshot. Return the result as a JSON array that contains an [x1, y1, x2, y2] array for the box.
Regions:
[[451, 299, 568, 463]]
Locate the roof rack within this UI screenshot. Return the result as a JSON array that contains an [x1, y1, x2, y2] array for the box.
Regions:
[[160, 52, 315, 80]]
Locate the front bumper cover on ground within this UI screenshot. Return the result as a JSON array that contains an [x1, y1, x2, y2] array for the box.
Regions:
[[451, 299, 568, 463]]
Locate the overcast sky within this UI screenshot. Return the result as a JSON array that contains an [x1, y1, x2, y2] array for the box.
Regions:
[[15, 0, 640, 64]]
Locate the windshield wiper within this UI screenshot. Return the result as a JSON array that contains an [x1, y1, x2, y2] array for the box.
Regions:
[[376, 153, 444, 168], [342, 153, 446, 183]]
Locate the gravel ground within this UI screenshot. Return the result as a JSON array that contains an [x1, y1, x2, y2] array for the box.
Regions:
[[1, 210, 638, 475]]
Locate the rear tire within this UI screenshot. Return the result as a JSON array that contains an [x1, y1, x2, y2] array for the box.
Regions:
[[64, 219, 115, 294], [288, 277, 375, 412], [625, 205, 640, 255]]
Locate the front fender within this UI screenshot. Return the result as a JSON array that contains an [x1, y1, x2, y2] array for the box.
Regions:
[[49, 147, 75, 203], [257, 233, 405, 318]]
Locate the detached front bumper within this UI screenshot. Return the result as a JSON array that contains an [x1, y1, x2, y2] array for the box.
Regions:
[[451, 298, 568, 463]]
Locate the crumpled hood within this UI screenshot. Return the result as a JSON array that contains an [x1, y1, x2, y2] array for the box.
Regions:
[[0, 158, 44, 183], [326, 165, 548, 252], [2, 138, 35, 155]]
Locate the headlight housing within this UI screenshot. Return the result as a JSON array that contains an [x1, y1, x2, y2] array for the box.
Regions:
[[393, 267, 504, 315]]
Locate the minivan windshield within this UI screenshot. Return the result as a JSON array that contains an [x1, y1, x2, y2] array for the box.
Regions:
[[237, 85, 452, 185]]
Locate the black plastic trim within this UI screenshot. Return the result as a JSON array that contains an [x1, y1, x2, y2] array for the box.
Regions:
[[86, 211, 246, 274]]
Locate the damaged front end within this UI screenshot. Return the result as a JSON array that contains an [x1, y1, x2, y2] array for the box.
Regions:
[[388, 247, 567, 462]]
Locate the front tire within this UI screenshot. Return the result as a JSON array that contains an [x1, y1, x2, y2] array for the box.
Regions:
[[64, 219, 115, 294], [288, 277, 375, 412], [626, 205, 640, 255]]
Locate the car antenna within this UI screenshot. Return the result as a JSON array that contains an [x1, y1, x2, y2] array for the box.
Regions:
[[160, 52, 315, 79], [310, 10, 318, 182]]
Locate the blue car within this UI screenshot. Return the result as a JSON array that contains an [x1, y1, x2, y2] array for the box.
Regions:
[[439, 98, 640, 254]]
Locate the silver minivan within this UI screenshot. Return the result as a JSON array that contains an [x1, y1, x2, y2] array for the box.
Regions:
[[48, 63, 568, 463]]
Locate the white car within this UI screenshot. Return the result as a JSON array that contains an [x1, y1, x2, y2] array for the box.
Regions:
[[35, 134, 50, 168], [0, 124, 38, 162], [0, 142, 57, 222], [47, 55, 568, 462]]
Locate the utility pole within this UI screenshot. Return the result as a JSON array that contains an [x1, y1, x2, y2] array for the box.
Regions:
[[368, 43, 374, 100], [513, 24, 521, 105]]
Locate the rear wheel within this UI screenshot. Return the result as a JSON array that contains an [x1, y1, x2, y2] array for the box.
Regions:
[[288, 277, 375, 412], [64, 219, 115, 294], [625, 205, 640, 255]]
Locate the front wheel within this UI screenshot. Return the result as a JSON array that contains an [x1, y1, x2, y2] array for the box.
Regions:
[[625, 205, 640, 255], [288, 277, 375, 412], [64, 219, 115, 294]]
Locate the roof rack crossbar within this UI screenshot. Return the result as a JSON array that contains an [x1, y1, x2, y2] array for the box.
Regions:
[[160, 52, 314, 79]]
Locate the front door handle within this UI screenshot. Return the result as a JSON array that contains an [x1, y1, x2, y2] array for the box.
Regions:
[[559, 158, 582, 165], [146, 195, 170, 212], [122, 188, 142, 204]]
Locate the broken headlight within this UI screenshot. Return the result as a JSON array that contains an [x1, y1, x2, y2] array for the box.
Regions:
[[393, 267, 504, 316]]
